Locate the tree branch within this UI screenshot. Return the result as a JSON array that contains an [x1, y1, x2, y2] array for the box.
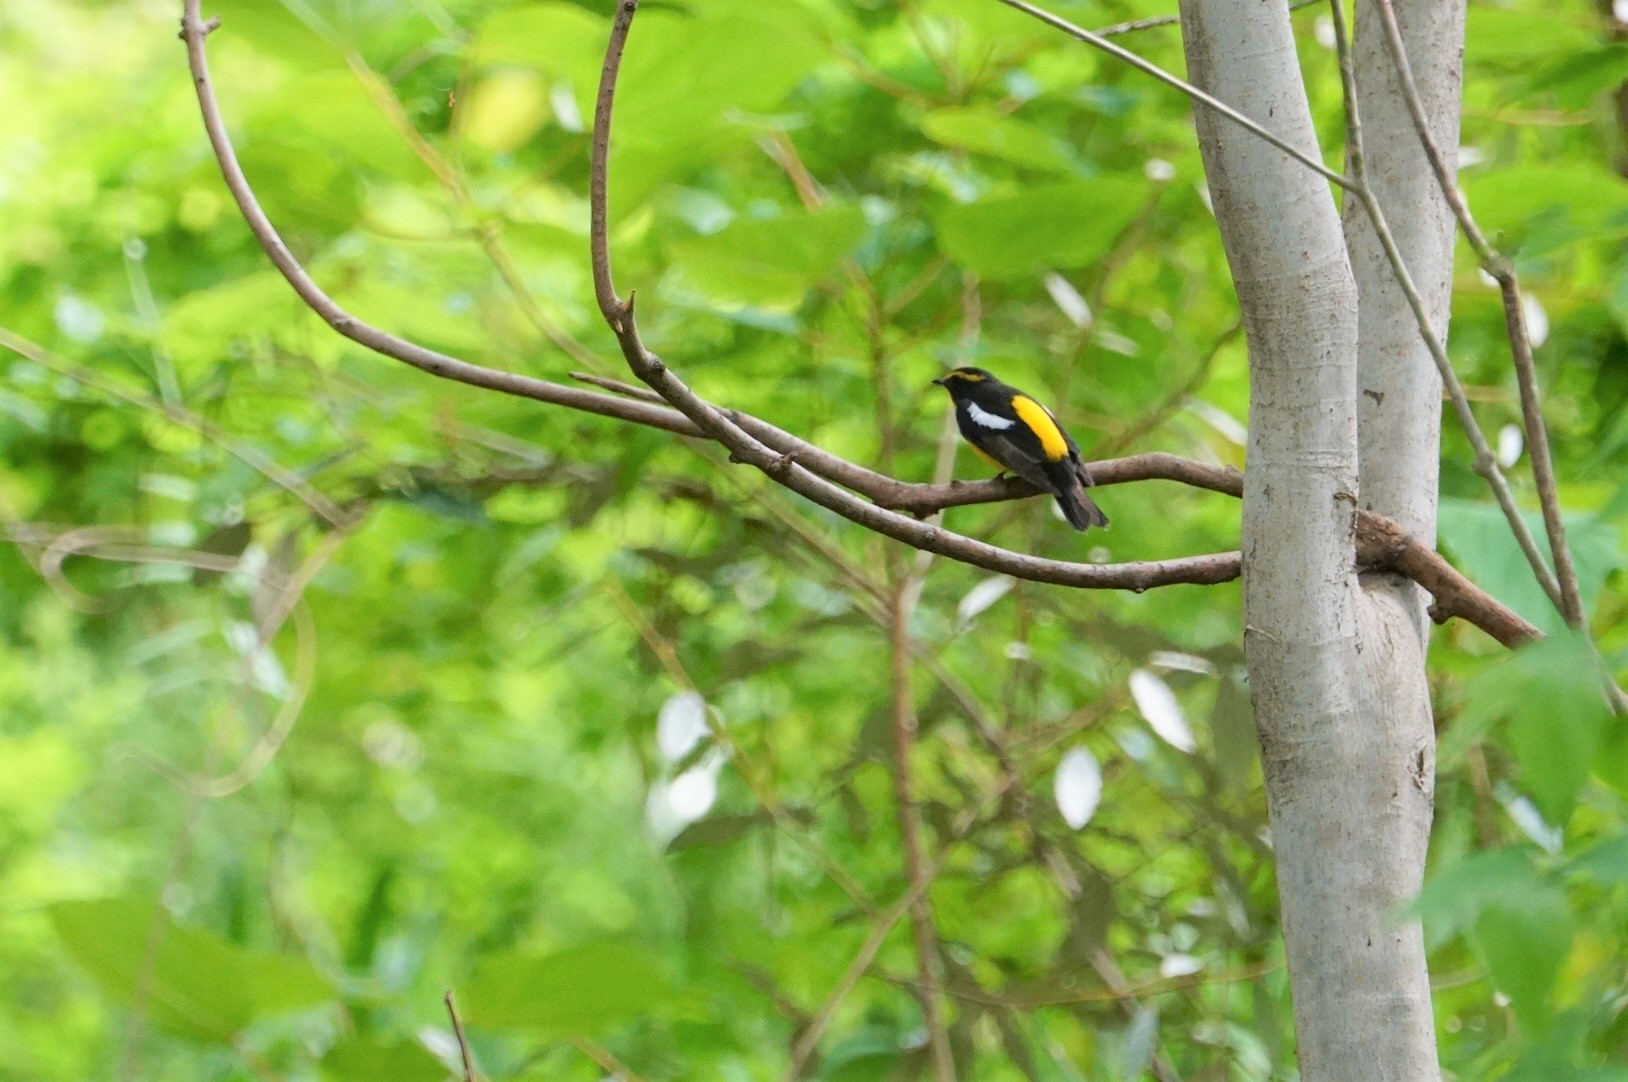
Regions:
[[444, 990, 478, 1082], [178, 0, 1239, 596], [0, 326, 352, 529], [176, 0, 1537, 646], [886, 580, 955, 1080], [1367, 0, 1585, 630], [990, 0, 1357, 192], [581, 0, 1247, 592], [994, 0, 1571, 630]]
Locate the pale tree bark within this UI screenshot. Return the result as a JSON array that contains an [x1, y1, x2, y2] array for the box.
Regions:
[[1348, 0, 1466, 588], [1178, 2, 1450, 1079]]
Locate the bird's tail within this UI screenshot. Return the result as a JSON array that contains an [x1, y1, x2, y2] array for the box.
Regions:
[[1048, 461, 1110, 531]]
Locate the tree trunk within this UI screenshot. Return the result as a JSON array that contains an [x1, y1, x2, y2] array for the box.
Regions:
[[1177, 1, 1457, 1077]]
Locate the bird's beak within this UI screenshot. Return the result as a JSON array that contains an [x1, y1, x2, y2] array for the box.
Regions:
[[930, 376, 946, 387]]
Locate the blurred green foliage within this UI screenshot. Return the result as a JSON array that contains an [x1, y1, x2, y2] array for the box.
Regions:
[[0, 0, 1625, 1078]]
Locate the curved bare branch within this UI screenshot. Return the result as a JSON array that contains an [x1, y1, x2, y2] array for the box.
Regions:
[[176, 0, 1537, 643]]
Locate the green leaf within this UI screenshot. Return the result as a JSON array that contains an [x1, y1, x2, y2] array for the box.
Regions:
[[1438, 499, 1621, 634], [1462, 166, 1628, 247], [1473, 881, 1572, 1032], [932, 178, 1148, 279], [1566, 835, 1628, 885], [1412, 849, 1572, 1029], [464, 941, 676, 1032], [1504, 1052, 1628, 1082], [1458, 631, 1613, 823], [470, 2, 608, 104], [50, 897, 333, 1041], [819, 1025, 907, 1082], [322, 1036, 447, 1082], [1412, 847, 1544, 943], [212, 0, 342, 69], [918, 107, 1080, 173], [249, 71, 427, 184], [1467, 6, 1598, 65], [617, 1, 829, 151], [1522, 46, 1628, 110], [669, 205, 867, 307]]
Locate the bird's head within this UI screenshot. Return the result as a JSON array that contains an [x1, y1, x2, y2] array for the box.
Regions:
[[931, 366, 995, 390]]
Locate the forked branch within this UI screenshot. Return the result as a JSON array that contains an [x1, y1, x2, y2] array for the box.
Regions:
[[176, 0, 1537, 645]]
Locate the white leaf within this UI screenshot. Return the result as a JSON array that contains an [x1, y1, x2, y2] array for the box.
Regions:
[[1502, 793, 1562, 853], [667, 762, 719, 821], [1313, 14, 1336, 49], [1130, 669, 1195, 753], [1097, 330, 1140, 357], [1149, 650, 1216, 676], [1617, 0, 1628, 23], [1456, 145, 1485, 169], [1043, 273, 1092, 329], [1158, 953, 1203, 979], [224, 622, 290, 699], [1143, 158, 1175, 183], [418, 1026, 463, 1068], [1522, 294, 1549, 349], [656, 690, 708, 762], [1496, 423, 1524, 469], [549, 81, 583, 132], [54, 294, 104, 343], [1053, 747, 1103, 830], [957, 575, 1014, 627], [1124, 1005, 1160, 1079], [647, 749, 726, 843], [1186, 400, 1247, 446]]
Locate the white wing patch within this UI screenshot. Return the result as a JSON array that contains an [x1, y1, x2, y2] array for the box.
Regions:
[[966, 401, 1017, 430]]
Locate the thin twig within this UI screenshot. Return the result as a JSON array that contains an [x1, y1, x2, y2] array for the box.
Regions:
[[583, 0, 1242, 591], [1367, 0, 1584, 629], [177, 1, 1536, 644], [569, 1037, 648, 1081], [893, 957, 1284, 1009], [887, 574, 954, 1082], [179, 0, 1241, 596], [178, 1, 695, 428], [996, 0, 1570, 620], [0, 326, 351, 528], [1094, 0, 1321, 38], [127, 523, 352, 795], [781, 801, 985, 1082], [988, 0, 1357, 192], [340, 50, 605, 372], [781, 685, 1132, 1079], [602, 578, 878, 912], [444, 990, 478, 1082]]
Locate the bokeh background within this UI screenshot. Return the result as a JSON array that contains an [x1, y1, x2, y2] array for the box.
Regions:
[[2, 0, 1627, 1078]]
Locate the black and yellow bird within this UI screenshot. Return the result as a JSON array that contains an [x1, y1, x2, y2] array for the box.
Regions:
[[932, 366, 1109, 531]]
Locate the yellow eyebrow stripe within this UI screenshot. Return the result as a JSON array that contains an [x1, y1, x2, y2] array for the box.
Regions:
[[1010, 395, 1069, 461]]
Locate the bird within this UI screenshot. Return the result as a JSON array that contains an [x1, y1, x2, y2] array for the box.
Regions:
[[931, 366, 1109, 531]]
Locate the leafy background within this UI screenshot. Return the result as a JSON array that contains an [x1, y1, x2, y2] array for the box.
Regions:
[[1, 0, 1626, 1078]]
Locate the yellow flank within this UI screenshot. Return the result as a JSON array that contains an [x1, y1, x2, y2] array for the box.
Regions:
[[1010, 395, 1068, 461], [969, 443, 1007, 471]]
